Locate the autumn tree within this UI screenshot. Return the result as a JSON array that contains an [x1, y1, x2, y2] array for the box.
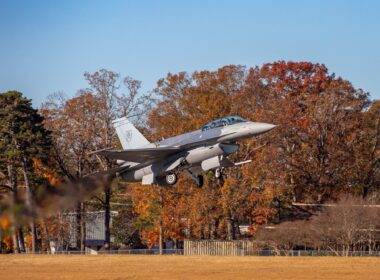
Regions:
[[41, 69, 153, 249], [41, 91, 102, 250], [83, 69, 153, 249], [241, 61, 369, 209]]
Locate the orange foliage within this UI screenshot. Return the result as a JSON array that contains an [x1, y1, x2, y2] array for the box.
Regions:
[[24, 234, 33, 251], [32, 158, 61, 186], [0, 216, 10, 230], [2, 235, 13, 252]]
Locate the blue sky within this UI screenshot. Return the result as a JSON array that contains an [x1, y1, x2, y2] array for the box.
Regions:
[[0, 0, 379, 106]]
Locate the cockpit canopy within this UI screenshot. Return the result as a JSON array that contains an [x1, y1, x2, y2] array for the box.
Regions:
[[201, 116, 246, 131]]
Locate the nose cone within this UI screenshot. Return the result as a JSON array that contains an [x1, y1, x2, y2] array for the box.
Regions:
[[248, 122, 277, 135]]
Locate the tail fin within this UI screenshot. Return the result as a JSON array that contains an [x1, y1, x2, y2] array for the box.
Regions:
[[112, 117, 150, 149]]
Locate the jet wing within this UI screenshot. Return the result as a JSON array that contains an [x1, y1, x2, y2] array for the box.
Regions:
[[85, 164, 132, 178], [95, 147, 181, 162]]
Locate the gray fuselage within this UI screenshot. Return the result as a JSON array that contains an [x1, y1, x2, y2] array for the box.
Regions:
[[120, 121, 275, 184]]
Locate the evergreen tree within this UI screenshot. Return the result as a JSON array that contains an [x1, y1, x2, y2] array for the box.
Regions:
[[0, 91, 52, 252]]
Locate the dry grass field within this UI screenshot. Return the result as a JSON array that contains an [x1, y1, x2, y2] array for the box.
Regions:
[[0, 255, 379, 280]]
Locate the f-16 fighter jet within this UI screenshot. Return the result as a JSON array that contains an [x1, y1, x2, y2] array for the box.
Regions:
[[95, 116, 276, 187]]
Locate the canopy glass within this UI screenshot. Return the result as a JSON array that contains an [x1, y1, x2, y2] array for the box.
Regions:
[[201, 116, 246, 131]]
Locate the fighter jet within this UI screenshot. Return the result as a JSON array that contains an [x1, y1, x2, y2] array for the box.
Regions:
[[95, 116, 276, 187]]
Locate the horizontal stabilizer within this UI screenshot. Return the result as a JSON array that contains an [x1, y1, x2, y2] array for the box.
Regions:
[[85, 164, 131, 179], [95, 147, 181, 162]]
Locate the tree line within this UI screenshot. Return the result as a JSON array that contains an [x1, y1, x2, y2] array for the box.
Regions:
[[1, 61, 379, 253]]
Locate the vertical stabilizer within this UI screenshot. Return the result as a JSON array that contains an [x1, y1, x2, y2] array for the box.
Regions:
[[112, 117, 150, 149]]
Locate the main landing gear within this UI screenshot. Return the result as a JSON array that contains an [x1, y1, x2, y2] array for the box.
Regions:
[[165, 173, 178, 185]]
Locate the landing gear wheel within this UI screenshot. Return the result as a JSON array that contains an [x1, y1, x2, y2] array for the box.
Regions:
[[215, 168, 222, 178], [165, 173, 177, 185], [196, 175, 204, 188]]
